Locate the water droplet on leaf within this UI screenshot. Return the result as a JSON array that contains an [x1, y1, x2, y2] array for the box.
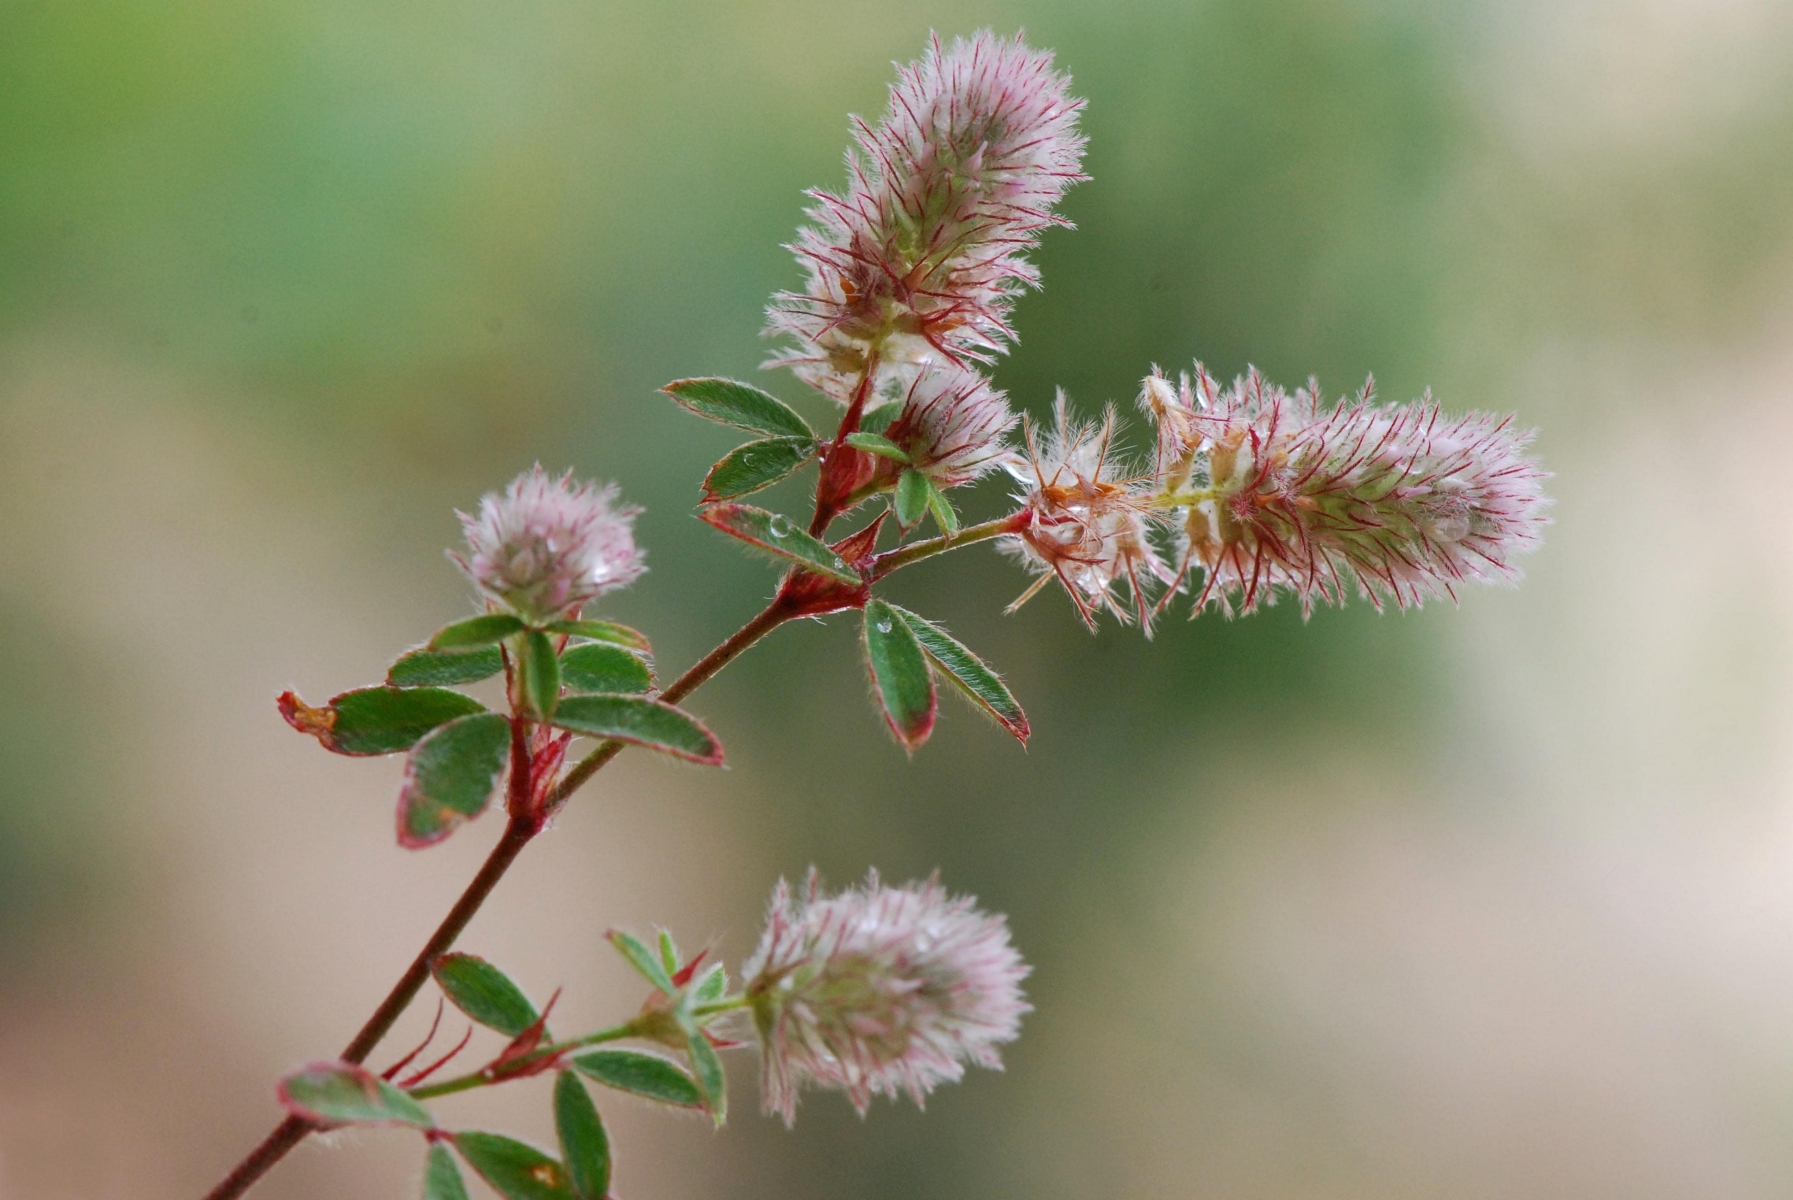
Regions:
[[768, 514, 792, 538], [875, 620, 893, 634]]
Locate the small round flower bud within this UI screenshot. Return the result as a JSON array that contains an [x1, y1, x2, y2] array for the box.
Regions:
[[744, 869, 1030, 1126], [886, 366, 1017, 487], [453, 466, 645, 624]]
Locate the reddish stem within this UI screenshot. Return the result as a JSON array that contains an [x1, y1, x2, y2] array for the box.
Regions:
[[201, 597, 797, 1200]]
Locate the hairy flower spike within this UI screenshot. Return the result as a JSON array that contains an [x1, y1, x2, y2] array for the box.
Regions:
[[767, 30, 1087, 397], [1157, 367, 1551, 617], [744, 869, 1030, 1126], [1001, 394, 1169, 630], [453, 465, 645, 624], [886, 365, 1017, 487]]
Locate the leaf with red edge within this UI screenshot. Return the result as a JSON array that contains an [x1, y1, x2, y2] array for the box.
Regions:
[[697, 503, 860, 584], [861, 599, 936, 752], [278, 1061, 433, 1129], [550, 695, 723, 765], [702, 436, 817, 502], [888, 605, 1030, 744], [279, 686, 485, 756], [396, 712, 511, 849]]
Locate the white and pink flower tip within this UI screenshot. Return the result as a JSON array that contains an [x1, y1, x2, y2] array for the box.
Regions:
[[743, 869, 1030, 1126], [767, 29, 1087, 394], [454, 465, 646, 624]]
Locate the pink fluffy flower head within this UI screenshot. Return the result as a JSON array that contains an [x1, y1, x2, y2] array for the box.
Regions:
[[743, 869, 1030, 1126], [767, 30, 1086, 397], [453, 465, 645, 623], [884, 365, 1017, 487], [1001, 394, 1170, 630], [1155, 366, 1551, 617]]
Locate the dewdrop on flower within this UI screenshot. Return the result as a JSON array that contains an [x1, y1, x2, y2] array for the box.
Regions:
[[743, 869, 1030, 1127], [452, 465, 645, 624], [1001, 394, 1169, 630], [885, 365, 1017, 488], [1158, 367, 1550, 617], [766, 30, 1087, 396]]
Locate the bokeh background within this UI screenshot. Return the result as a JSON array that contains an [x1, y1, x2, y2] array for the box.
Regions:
[[3, 0, 1792, 1196]]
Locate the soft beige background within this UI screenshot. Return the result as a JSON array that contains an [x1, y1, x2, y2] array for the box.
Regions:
[[2, 0, 1791, 1196]]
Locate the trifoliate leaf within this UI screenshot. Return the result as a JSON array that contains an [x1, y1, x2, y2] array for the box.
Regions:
[[396, 712, 511, 848], [661, 378, 813, 439]]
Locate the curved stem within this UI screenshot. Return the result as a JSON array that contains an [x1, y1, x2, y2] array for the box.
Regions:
[[868, 511, 1028, 580], [202, 597, 796, 1200]]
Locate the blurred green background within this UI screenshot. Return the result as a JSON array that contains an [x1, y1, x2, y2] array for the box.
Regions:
[[3, 0, 1792, 1196]]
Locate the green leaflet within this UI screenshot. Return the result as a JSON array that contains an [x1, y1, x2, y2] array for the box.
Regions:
[[428, 613, 526, 651], [893, 468, 930, 529], [387, 644, 504, 688], [702, 436, 817, 501], [521, 630, 561, 719], [551, 695, 723, 764], [661, 377, 813, 439], [277, 1062, 433, 1129], [282, 686, 486, 757], [423, 1145, 472, 1200], [888, 605, 1029, 744], [570, 1049, 703, 1108], [607, 929, 675, 993], [541, 619, 651, 654], [558, 642, 653, 694], [431, 952, 541, 1037], [452, 1133, 573, 1200], [396, 712, 511, 848], [861, 599, 936, 752], [697, 503, 861, 584], [553, 1072, 612, 1200], [843, 432, 910, 463]]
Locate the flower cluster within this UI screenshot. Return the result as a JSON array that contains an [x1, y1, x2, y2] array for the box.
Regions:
[[453, 465, 645, 623], [1001, 395, 1169, 628], [743, 870, 1030, 1125], [999, 367, 1551, 626], [767, 29, 1086, 400], [1155, 367, 1552, 617]]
